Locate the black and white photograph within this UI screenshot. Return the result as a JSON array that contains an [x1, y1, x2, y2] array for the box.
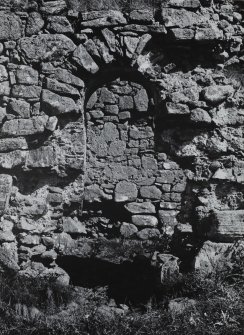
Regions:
[[0, 0, 243, 334]]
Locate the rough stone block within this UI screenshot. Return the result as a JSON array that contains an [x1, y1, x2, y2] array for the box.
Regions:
[[161, 8, 204, 28], [120, 222, 138, 238], [140, 185, 162, 200], [134, 88, 149, 112], [16, 66, 38, 85], [158, 210, 178, 235], [132, 215, 158, 227], [12, 85, 41, 99], [137, 228, 160, 240], [26, 12, 45, 36], [0, 138, 28, 152], [114, 181, 138, 202], [8, 99, 30, 118], [209, 210, 244, 242], [125, 202, 156, 214], [0, 65, 8, 82], [0, 174, 12, 214], [73, 44, 99, 74], [63, 217, 86, 234], [18, 34, 76, 62], [42, 89, 78, 115], [2, 116, 48, 136], [0, 13, 22, 40], [202, 85, 234, 105]]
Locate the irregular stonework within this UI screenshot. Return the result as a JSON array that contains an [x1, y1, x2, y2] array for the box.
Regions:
[[0, 0, 242, 279]]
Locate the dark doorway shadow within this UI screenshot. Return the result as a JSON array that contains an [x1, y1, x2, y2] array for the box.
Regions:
[[56, 255, 161, 305]]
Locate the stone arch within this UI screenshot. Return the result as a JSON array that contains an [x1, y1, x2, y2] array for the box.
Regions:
[[83, 67, 162, 240]]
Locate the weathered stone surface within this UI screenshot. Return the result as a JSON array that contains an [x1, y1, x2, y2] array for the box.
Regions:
[[18, 35, 76, 62], [0, 242, 19, 273], [190, 108, 211, 123], [156, 253, 181, 284], [81, 10, 127, 27], [46, 78, 80, 97], [16, 66, 38, 85], [125, 202, 156, 214], [11, 85, 41, 99], [166, 102, 190, 115], [0, 138, 27, 152], [0, 65, 8, 82], [168, 298, 196, 315], [167, 0, 200, 8], [101, 28, 116, 53], [129, 9, 154, 23], [0, 150, 27, 169], [0, 81, 10, 96], [202, 85, 234, 105], [26, 146, 58, 168], [114, 181, 138, 202], [140, 186, 162, 200], [170, 28, 194, 40], [44, 66, 84, 88], [72, 44, 99, 74], [40, 0, 67, 15], [120, 222, 138, 238], [2, 116, 48, 136], [137, 228, 160, 240], [161, 8, 204, 28], [158, 210, 178, 235], [26, 12, 45, 36], [134, 88, 149, 112], [0, 174, 12, 214], [195, 24, 223, 41], [8, 99, 30, 118], [0, 13, 22, 40], [63, 217, 86, 234], [209, 210, 244, 242], [42, 90, 78, 115], [132, 215, 158, 227], [47, 16, 73, 33], [194, 241, 231, 276]]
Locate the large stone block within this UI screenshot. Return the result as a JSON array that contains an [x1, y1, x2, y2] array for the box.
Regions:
[[26, 146, 58, 168], [0, 174, 12, 214], [132, 215, 158, 227], [209, 210, 244, 242], [125, 202, 156, 214], [161, 8, 205, 28], [16, 66, 39, 86], [0, 13, 22, 40], [72, 44, 99, 74], [42, 90, 78, 115], [2, 116, 48, 136], [0, 138, 27, 152], [11, 85, 42, 99], [18, 34, 76, 62], [114, 181, 138, 202]]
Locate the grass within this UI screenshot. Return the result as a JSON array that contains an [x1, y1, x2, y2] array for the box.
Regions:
[[0, 264, 243, 335]]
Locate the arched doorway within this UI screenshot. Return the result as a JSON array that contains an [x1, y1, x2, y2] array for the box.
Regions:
[[83, 72, 163, 240]]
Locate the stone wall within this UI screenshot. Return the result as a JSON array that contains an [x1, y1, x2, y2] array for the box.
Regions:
[[0, 0, 243, 282]]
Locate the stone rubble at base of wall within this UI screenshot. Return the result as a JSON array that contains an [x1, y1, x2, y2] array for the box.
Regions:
[[0, 0, 243, 282]]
